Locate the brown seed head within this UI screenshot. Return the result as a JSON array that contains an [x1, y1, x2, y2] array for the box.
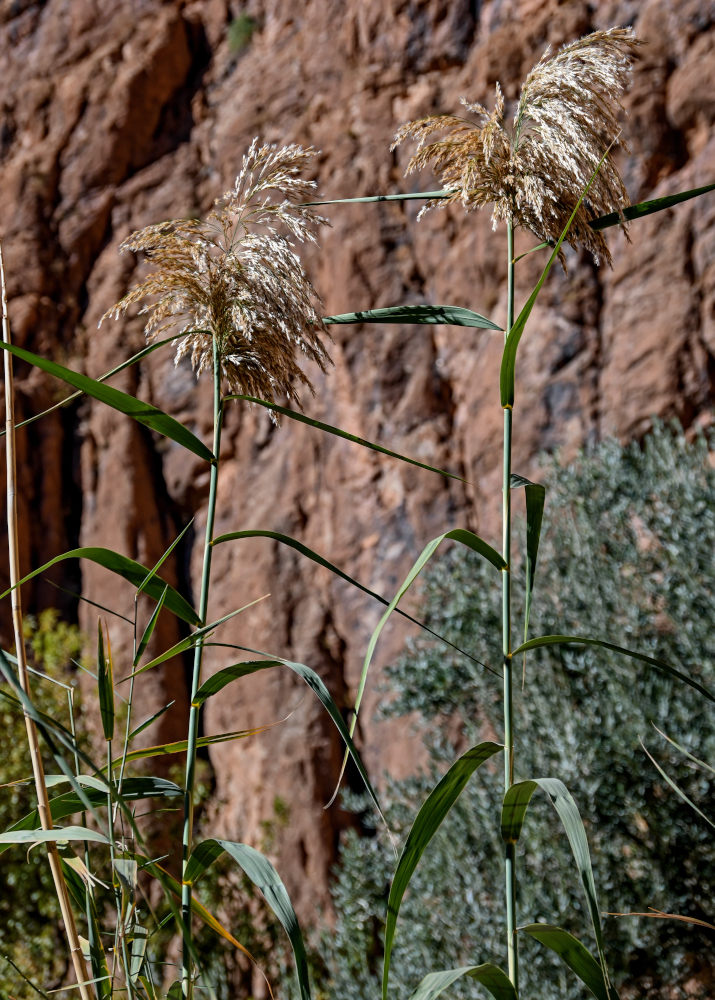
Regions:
[[392, 27, 642, 264], [101, 139, 331, 407]]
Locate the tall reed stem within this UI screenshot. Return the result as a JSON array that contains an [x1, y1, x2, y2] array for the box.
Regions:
[[502, 222, 518, 988], [181, 335, 223, 998], [1, 244, 92, 1000]]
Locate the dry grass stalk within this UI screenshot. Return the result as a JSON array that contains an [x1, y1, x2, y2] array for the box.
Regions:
[[392, 27, 641, 264], [102, 139, 332, 407], [1, 243, 92, 999]]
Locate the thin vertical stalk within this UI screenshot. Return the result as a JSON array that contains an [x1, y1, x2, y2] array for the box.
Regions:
[[181, 335, 223, 998], [502, 222, 518, 988], [1, 244, 93, 1000]]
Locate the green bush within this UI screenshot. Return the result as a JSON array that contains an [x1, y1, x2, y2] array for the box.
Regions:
[[324, 423, 714, 1000]]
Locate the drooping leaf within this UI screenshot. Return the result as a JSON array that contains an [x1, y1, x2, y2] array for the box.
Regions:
[[501, 778, 612, 991], [408, 965, 517, 1000], [640, 738, 714, 828], [511, 634, 713, 702], [0, 341, 213, 461], [0, 826, 110, 845], [500, 145, 612, 408], [324, 304, 502, 331], [0, 547, 200, 626], [187, 839, 311, 1000], [211, 530, 495, 675], [193, 656, 380, 818], [383, 742, 503, 1000], [225, 395, 465, 482], [0, 777, 182, 854], [522, 924, 619, 1000]]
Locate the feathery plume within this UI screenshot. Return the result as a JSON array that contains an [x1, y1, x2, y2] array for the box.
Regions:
[[101, 139, 331, 405], [392, 27, 641, 264]]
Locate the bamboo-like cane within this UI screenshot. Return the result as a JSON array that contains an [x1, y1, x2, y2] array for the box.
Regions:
[[1, 243, 93, 1000]]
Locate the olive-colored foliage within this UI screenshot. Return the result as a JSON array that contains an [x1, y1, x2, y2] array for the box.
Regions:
[[0, 610, 84, 996], [325, 423, 714, 1000]]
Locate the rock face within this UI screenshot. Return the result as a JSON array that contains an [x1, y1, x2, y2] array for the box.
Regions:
[[1, 0, 713, 924]]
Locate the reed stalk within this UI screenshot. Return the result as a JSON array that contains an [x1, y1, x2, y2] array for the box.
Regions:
[[1, 244, 92, 1000], [181, 335, 223, 999]]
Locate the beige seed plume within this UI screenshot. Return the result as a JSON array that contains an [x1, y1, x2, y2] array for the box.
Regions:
[[392, 27, 641, 264], [101, 139, 331, 406]]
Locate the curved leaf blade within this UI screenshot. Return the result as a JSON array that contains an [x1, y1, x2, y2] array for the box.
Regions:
[[225, 394, 465, 482], [324, 304, 502, 331], [383, 742, 503, 1000], [0, 341, 213, 461], [0, 547, 200, 627], [188, 839, 311, 1000], [193, 656, 380, 817], [0, 826, 110, 845], [111, 725, 274, 767], [409, 965, 517, 1000], [502, 778, 612, 992], [512, 634, 713, 702], [211, 530, 495, 676], [522, 924, 619, 1000], [305, 190, 452, 206]]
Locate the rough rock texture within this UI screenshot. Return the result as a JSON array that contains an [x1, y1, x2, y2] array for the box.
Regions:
[[1, 0, 713, 924]]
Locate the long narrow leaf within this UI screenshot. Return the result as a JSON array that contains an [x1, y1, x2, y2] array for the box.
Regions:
[[383, 742, 503, 1000], [510, 474, 545, 640], [136, 520, 194, 597], [0, 826, 110, 845], [111, 725, 275, 767], [522, 924, 619, 1000], [501, 778, 612, 991], [225, 395, 465, 482], [128, 700, 175, 740], [61, 862, 112, 1000], [640, 739, 714, 829], [187, 839, 311, 1000], [500, 145, 612, 408], [588, 181, 715, 231], [0, 547, 200, 626], [211, 530, 496, 676], [96, 621, 114, 742], [133, 586, 168, 667], [408, 966, 517, 1000], [305, 190, 452, 206], [126, 598, 267, 679], [324, 304, 502, 331], [193, 657, 380, 818], [512, 634, 713, 702], [0, 341, 213, 461]]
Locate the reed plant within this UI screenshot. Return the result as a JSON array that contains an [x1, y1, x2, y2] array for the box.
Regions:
[[0, 23, 713, 1000]]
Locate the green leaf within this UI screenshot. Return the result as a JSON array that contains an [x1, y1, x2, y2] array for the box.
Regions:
[[522, 924, 620, 1000], [511, 634, 713, 702], [128, 700, 175, 741], [112, 726, 268, 766], [640, 738, 714, 829], [324, 303, 502, 331], [306, 189, 452, 206], [0, 826, 110, 845], [187, 839, 312, 1000], [225, 394, 465, 482], [588, 181, 715, 232], [511, 475, 545, 640], [137, 519, 194, 596], [3, 332, 184, 437], [127, 600, 265, 678], [133, 586, 168, 667], [409, 966, 517, 1000], [0, 547, 200, 626], [211, 530, 495, 676], [383, 742, 503, 1000], [61, 861, 112, 1000], [501, 778, 612, 991], [193, 656, 381, 818], [0, 341, 214, 461], [96, 621, 114, 742], [355, 531, 505, 789], [500, 145, 612, 408], [0, 778, 182, 854]]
